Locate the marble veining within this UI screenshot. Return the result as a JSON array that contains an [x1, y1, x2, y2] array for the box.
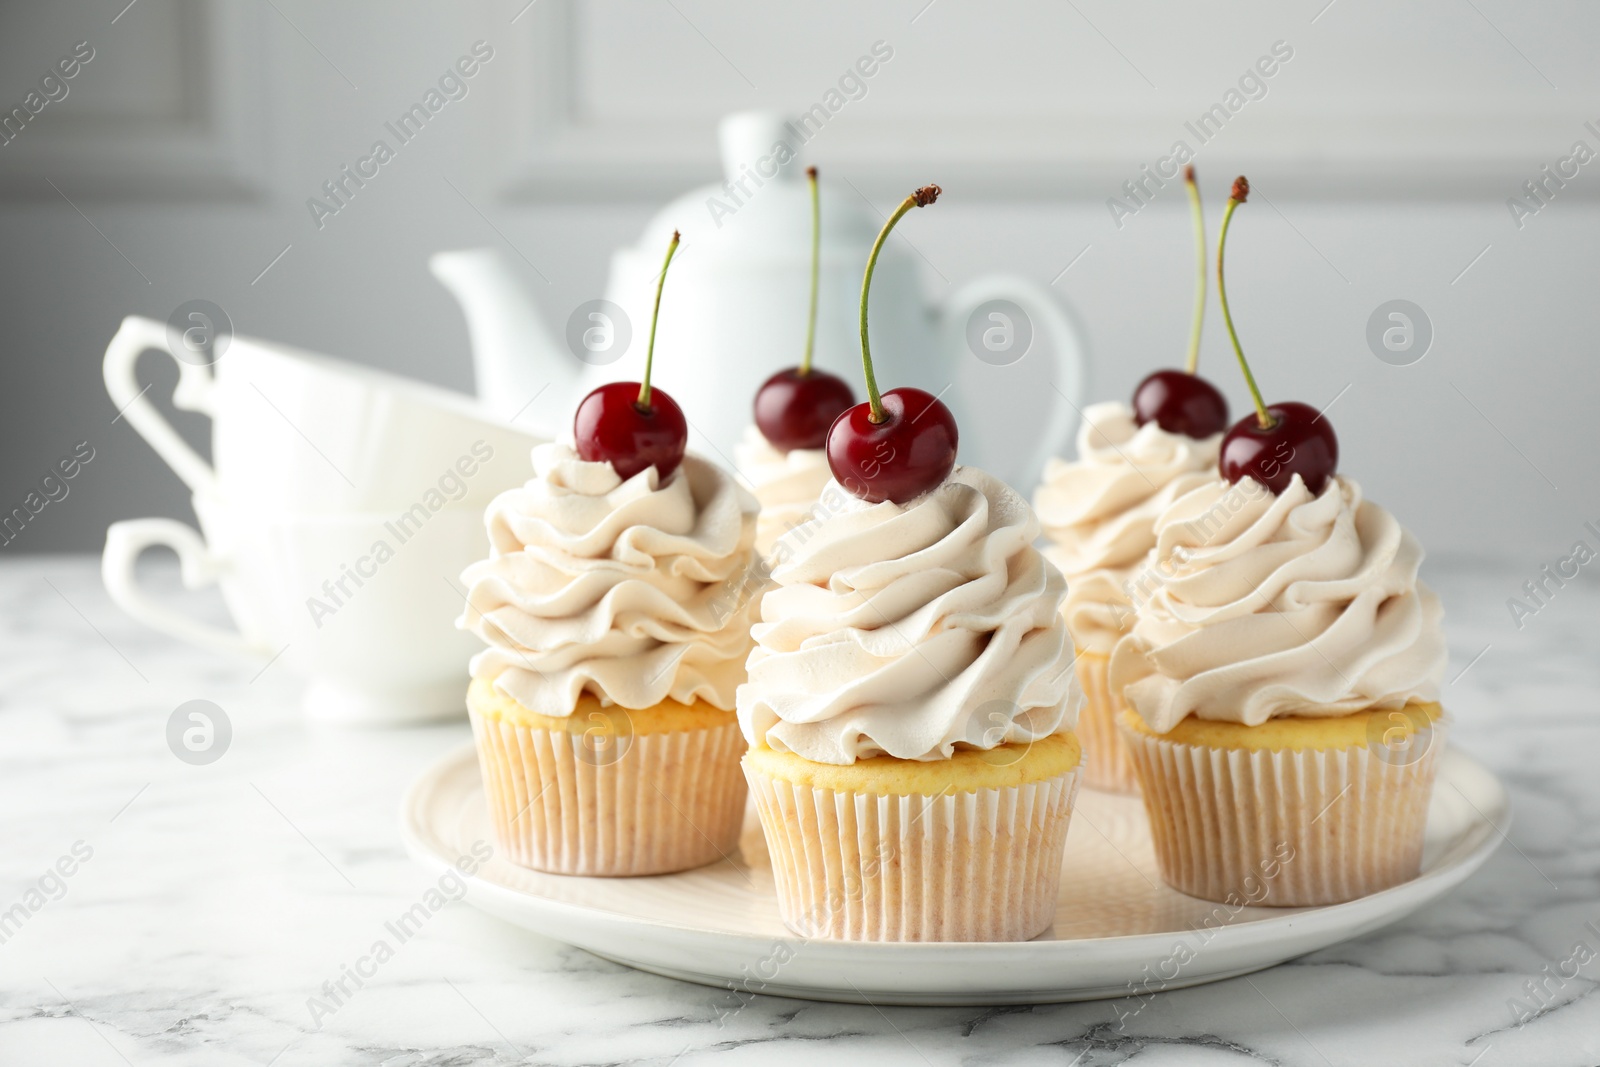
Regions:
[[0, 554, 1596, 1066]]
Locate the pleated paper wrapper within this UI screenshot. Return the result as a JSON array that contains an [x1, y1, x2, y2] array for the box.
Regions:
[[1118, 715, 1445, 906], [744, 760, 1081, 942], [1075, 650, 1141, 794], [471, 704, 747, 876]]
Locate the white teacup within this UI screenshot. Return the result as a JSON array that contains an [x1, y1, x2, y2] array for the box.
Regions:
[[102, 315, 541, 512], [103, 493, 490, 725]]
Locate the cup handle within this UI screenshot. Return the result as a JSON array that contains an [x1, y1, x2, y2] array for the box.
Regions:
[[102, 315, 220, 495], [102, 518, 263, 656], [937, 275, 1090, 489]]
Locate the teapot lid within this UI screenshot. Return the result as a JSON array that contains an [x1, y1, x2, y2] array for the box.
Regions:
[[632, 111, 882, 263]]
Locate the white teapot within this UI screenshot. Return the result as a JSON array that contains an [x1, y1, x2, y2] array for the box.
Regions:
[[432, 111, 1088, 488]]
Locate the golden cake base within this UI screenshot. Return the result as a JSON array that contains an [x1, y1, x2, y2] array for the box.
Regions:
[[742, 733, 1083, 941], [1118, 703, 1446, 907], [469, 678, 746, 876]]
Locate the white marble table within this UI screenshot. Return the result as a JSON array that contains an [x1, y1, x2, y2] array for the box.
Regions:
[[2, 555, 1595, 1066]]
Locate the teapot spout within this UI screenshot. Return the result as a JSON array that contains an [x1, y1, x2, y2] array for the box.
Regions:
[[430, 246, 573, 432]]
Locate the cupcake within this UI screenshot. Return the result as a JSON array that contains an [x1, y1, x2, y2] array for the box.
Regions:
[[1034, 402, 1221, 793], [459, 443, 760, 875], [740, 466, 1083, 941], [738, 181, 1081, 941], [1110, 174, 1452, 907], [1110, 473, 1447, 906], [740, 166, 857, 556], [459, 229, 763, 876]]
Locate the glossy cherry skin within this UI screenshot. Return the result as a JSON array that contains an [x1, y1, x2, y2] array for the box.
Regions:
[[1132, 369, 1230, 439], [754, 367, 856, 452], [573, 382, 688, 482], [1219, 401, 1338, 496], [825, 387, 959, 504]]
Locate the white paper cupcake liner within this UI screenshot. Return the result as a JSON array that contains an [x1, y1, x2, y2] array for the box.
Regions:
[[1076, 651, 1140, 794], [744, 760, 1081, 942], [471, 704, 747, 876], [1118, 715, 1445, 906]]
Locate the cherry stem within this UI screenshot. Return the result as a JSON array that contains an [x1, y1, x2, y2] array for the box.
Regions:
[[1216, 179, 1272, 429], [800, 167, 820, 376], [1185, 165, 1205, 376], [639, 229, 680, 410], [859, 184, 940, 423]]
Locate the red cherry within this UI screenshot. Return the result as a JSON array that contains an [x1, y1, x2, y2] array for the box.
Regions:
[[831, 183, 948, 504], [1145, 166, 1231, 440], [574, 382, 687, 482], [1132, 370, 1230, 439], [573, 230, 687, 482], [754, 368, 856, 452], [1219, 401, 1337, 495], [1209, 177, 1336, 495], [826, 387, 958, 504], [754, 168, 856, 454]]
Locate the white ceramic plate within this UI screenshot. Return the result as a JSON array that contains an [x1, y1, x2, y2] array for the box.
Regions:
[[401, 745, 1507, 1006]]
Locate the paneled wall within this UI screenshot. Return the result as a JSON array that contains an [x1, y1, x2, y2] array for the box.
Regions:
[[1, 0, 1597, 573]]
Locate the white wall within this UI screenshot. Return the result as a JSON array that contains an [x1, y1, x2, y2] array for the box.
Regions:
[[2, 0, 1597, 568]]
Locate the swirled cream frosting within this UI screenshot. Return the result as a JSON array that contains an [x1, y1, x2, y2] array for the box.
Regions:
[[459, 443, 762, 716], [1033, 401, 1222, 654], [1108, 474, 1446, 733], [737, 467, 1081, 764], [733, 426, 834, 556]]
